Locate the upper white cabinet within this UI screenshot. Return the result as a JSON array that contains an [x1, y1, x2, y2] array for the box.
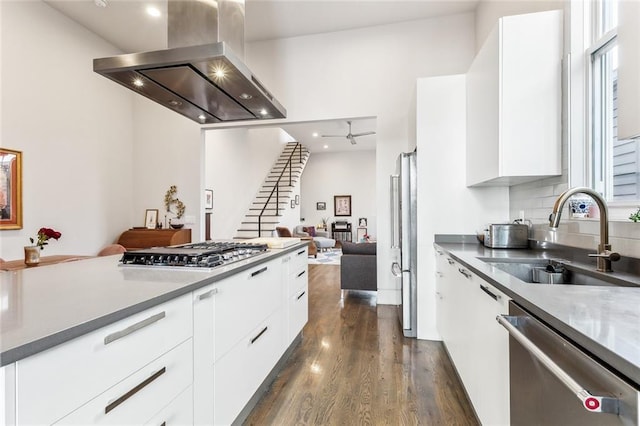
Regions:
[[617, 0, 640, 140], [466, 10, 563, 187]]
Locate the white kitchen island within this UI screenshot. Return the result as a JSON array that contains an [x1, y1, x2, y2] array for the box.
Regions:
[[0, 242, 309, 425]]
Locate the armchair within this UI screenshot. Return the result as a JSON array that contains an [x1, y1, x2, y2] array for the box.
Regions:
[[275, 226, 317, 258]]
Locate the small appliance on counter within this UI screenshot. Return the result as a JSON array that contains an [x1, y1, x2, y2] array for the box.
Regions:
[[483, 223, 529, 249]]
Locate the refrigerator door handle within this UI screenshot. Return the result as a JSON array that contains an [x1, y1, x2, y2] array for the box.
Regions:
[[391, 262, 402, 277], [390, 175, 400, 249]]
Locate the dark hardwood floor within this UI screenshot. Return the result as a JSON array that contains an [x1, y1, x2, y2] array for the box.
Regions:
[[244, 264, 478, 425]]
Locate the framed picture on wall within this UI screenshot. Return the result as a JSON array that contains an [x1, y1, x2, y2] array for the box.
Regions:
[[358, 217, 367, 227], [205, 189, 213, 209], [145, 209, 159, 229], [0, 148, 22, 230], [334, 195, 351, 216], [316, 202, 326, 210]]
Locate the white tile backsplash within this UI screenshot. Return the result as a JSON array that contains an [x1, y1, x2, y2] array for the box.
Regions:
[[510, 176, 640, 257]]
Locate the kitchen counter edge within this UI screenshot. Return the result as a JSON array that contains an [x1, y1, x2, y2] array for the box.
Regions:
[[0, 242, 308, 367]]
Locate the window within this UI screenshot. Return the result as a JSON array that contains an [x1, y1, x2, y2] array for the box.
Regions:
[[589, 0, 640, 202]]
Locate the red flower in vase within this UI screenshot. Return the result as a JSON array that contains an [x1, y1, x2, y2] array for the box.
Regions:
[[30, 227, 62, 250]]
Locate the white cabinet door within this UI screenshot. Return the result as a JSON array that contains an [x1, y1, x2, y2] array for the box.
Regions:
[[437, 254, 510, 426], [213, 310, 285, 425], [213, 258, 282, 362], [57, 339, 192, 425], [1, 364, 16, 426], [16, 294, 192, 426], [470, 278, 510, 425], [434, 249, 450, 342], [286, 248, 308, 343], [144, 385, 193, 426], [467, 10, 563, 186], [193, 284, 216, 425]]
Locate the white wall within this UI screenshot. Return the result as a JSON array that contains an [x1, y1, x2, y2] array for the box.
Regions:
[[475, 0, 564, 51], [300, 150, 377, 239], [204, 127, 293, 238], [131, 97, 202, 235], [416, 75, 509, 340], [244, 13, 476, 303], [0, 1, 134, 259]]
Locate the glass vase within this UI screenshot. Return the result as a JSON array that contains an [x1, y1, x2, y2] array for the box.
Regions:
[[24, 246, 40, 267]]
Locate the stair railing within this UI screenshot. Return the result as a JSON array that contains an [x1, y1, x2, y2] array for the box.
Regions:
[[257, 143, 304, 237]]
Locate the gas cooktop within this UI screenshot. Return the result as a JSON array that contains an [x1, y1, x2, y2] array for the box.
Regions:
[[119, 241, 269, 269]]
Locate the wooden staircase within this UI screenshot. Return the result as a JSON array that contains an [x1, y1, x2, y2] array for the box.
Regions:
[[235, 142, 310, 239]]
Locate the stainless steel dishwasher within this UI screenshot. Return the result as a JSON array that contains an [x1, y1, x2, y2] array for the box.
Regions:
[[498, 301, 639, 425]]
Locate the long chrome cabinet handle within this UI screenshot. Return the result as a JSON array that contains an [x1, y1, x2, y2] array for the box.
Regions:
[[297, 270, 306, 278], [497, 315, 619, 415], [104, 312, 166, 345], [297, 291, 306, 300], [198, 288, 218, 300], [250, 326, 268, 344], [297, 249, 306, 256], [105, 367, 166, 414], [251, 266, 268, 277]]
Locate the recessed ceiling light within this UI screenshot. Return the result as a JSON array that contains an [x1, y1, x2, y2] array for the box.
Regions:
[[146, 6, 161, 18], [323, 145, 329, 149], [198, 114, 206, 121], [132, 78, 144, 87], [239, 93, 253, 100], [94, 0, 107, 7], [214, 69, 225, 79], [260, 109, 268, 116], [168, 100, 182, 107], [312, 132, 319, 137]]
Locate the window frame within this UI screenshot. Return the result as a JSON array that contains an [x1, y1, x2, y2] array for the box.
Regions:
[[571, 0, 637, 219]]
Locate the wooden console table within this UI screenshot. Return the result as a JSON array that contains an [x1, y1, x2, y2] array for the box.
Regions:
[[116, 228, 191, 250]]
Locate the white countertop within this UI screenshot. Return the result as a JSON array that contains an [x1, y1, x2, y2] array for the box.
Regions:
[[0, 243, 307, 366]]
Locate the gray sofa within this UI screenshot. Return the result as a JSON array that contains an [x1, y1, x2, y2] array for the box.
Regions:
[[340, 241, 377, 291]]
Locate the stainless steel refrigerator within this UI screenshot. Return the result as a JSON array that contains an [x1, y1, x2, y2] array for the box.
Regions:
[[390, 150, 417, 338]]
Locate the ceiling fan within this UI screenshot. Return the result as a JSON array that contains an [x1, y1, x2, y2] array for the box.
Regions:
[[321, 121, 376, 145]]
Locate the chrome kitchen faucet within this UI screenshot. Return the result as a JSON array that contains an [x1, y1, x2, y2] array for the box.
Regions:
[[549, 187, 621, 272]]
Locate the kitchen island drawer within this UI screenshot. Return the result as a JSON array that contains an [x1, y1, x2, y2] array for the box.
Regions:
[[57, 339, 192, 425], [214, 310, 285, 425], [144, 385, 193, 426], [213, 258, 282, 362], [289, 246, 308, 276], [288, 286, 308, 341], [16, 293, 192, 425]]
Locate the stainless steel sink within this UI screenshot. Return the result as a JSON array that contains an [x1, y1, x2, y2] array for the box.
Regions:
[[478, 258, 637, 287]]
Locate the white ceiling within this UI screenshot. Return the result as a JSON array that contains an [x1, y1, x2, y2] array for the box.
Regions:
[[280, 117, 377, 153], [44, 0, 479, 52], [43, 0, 477, 153]]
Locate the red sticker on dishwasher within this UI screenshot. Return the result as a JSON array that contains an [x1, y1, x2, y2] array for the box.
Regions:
[[585, 397, 600, 411]]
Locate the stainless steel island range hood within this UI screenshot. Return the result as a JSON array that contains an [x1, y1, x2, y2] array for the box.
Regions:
[[93, 0, 286, 124]]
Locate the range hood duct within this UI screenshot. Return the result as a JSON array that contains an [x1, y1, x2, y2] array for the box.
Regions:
[[93, 0, 286, 124]]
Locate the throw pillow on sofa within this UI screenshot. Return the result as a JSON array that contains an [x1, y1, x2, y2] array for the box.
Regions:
[[303, 226, 317, 237]]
